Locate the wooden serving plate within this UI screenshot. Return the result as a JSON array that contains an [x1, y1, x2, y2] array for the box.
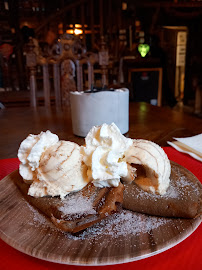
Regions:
[[0, 169, 201, 266]]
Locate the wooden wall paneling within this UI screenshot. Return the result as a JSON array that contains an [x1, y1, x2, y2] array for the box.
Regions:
[[90, 0, 95, 48], [81, 3, 86, 46], [53, 62, 61, 108], [42, 64, 51, 107], [99, 0, 103, 37], [29, 68, 37, 108]]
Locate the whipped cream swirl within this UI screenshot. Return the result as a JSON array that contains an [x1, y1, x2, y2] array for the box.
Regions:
[[81, 123, 133, 188]]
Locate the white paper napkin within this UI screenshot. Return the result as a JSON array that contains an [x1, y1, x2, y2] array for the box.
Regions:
[[167, 133, 202, 162]]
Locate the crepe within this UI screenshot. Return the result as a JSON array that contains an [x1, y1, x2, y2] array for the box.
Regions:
[[15, 175, 124, 233], [15, 161, 202, 235], [123, 161, 202, 218]]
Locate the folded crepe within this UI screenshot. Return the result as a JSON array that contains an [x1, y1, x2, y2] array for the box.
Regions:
[[16, 160, 202, 235], [15, 175, 124, 233], [123, 161, 202, 218]]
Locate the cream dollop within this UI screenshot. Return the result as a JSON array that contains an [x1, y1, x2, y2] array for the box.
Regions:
[[18, 130, 59, 182], [81, 123, 133, 188]]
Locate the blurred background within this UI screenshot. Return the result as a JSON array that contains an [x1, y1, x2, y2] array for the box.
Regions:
[[0, 0, 202, 115]]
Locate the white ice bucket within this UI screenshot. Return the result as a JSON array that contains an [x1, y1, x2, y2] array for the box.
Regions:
[[70, 88, 129, 137]]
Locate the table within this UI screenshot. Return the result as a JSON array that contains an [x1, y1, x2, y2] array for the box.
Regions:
[[0, 102, 202, 270], [1, 102, 202, 159]]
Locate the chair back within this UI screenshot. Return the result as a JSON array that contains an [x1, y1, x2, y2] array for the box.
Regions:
[[26, 35, 100, 108]]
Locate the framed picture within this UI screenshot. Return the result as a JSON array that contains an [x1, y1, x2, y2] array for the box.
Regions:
[[128, 67, 163, 106]]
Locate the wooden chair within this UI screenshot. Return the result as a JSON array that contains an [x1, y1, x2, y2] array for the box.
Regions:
[[26, 35, 100, 108]]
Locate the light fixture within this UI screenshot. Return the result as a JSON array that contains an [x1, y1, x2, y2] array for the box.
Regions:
[[66, 29, 74, 34], [66, 29, 83, 35], [74, 29, 83, 35], [66, 24, 84, 35], [75, 24, 82, 28], [138, 44, 150, 57]]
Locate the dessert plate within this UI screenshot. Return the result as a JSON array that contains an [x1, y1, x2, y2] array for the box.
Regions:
[[0, 169, 201, 266]]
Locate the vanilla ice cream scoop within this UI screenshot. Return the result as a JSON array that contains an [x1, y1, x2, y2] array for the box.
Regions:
[[29, 141, 89, 199], [81, 123, 133, 188], [125, 139, 171, 195], [18, 131, 89, 199]]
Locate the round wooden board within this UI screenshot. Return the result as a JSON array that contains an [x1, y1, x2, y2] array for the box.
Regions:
[[0, 169, 201, 266]]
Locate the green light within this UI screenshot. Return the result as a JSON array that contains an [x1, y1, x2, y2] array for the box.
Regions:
[[138, 44, 150, 57]]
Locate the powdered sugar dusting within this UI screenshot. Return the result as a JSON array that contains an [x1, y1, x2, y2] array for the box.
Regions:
[[25, 200, 48, 226], [68, 210, 172, 240], [59, 193, 96, 217], [171, 166, 201, 198]]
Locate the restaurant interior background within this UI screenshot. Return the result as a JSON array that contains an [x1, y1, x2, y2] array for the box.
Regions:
[[0, 0, 202, 116]]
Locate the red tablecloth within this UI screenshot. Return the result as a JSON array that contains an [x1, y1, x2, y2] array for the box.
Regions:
[[0, 147, 202, 270]]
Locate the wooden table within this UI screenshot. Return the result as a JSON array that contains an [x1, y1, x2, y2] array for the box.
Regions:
[[0, 102, 202, 270], [1, 102, 202, 159]]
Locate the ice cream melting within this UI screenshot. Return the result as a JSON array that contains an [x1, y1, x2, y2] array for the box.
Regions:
[[125, 139, 171, 195], [81, 123, 133, 188]]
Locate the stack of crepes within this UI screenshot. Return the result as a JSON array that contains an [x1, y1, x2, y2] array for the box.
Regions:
[[16, 124, 202, 233]]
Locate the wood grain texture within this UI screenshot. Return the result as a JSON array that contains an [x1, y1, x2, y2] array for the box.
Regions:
[[0, 102, 202, 159], [0, 169, 201, 265]]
